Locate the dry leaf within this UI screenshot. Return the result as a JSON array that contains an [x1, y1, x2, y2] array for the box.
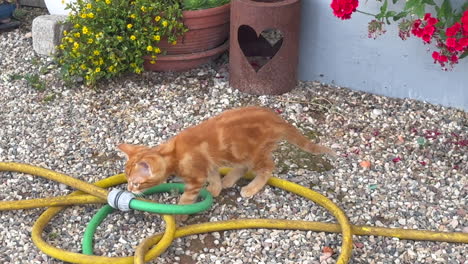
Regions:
[[360, 160, 371, 169]]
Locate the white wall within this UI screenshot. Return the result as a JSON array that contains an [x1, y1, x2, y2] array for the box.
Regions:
[[298, 0, 467, 110]]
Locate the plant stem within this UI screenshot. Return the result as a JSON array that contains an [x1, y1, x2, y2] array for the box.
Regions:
[[356, 10, 377, 17]]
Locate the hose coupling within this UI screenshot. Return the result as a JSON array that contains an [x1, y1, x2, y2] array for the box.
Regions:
[[107, 189, 135, 211]]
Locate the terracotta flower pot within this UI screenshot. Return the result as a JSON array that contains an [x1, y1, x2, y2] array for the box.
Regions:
[[144, 3, 230, 72], [159, 3, 230, 55], [143, 40, 229, 72]]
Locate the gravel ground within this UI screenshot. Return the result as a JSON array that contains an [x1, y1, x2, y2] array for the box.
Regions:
[[1, 7, 467, 264]]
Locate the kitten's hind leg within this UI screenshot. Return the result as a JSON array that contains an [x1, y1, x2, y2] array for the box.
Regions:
[[206, 169, 222, 197], [240, 158, 274, 198], [222, 166, 248, 188]]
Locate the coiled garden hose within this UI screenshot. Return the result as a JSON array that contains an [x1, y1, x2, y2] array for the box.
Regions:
[[1, 162, 467, 264]]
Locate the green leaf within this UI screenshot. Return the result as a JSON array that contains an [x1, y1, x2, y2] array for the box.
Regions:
[[380, 0, 388, 13], [404, 0, 420, 11], [459, 50, 468, 60], [386, 11, 397, 17], [414, 3, 426, 17], [393, 11, 408, 21], [422, 0, 436, 5], [440, 0, 452, 19]]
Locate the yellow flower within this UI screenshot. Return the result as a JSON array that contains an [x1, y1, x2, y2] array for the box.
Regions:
[[63, 30, 68, 35], [80, 64, 87, 70], [85, 75, 90, 80], [68, 37, 74, 43], [80, 13, 87, 19], [74, 32, 81, 38], [130, 35, 136, 40], [162, 21, 168, 27], [127, 24, 133, 29], [150, 60, 156, 64], [130, 63, 137, 68], [135, 68, 142, 74], [105, 0, 111, 4], [146, 45, 153, 51], [153, 35, 160, 41], [93, 50, 100, 56], [108, 65, 115, 72], [87, 13, 94, 18], [59, 44, 65, 50], [73, 42, 79, 49], [61, 0, 65, 4], [151, 55, 156, 59], [74, 24, 80, 29], [130, 14, 136, 19], [82, 26, 89, 34], [155, 16, 161, 22], [95, 67, 101, 73], [172, 40, 177, 45], [155, 47, 161, 53], [86, 3, 92, 9], [99, 58, 104, 65], [117, 36, 123, 41], [87, 38, 94, 44], [141, 6, 146, 12]]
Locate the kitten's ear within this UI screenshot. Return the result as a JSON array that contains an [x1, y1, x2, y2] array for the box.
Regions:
[[117, 143, 140, 158], [136, 161, 152, 176]]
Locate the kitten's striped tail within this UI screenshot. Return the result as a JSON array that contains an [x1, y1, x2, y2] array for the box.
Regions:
[[281, 123, 336, 156]]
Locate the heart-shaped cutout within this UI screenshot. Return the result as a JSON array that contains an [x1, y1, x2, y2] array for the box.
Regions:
[[238, 25, 283, 72]]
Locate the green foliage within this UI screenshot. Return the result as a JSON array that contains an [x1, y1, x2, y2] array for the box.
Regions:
[[56, 0, 187, 86], [56, 0, 230, 86], [183, 0, 229, 10]]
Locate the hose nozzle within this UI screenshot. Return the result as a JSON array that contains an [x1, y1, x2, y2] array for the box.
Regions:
[[107, 189, 135, 211]]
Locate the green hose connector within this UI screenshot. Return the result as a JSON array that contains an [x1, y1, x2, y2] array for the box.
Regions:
[[83, 183, 213, 255]]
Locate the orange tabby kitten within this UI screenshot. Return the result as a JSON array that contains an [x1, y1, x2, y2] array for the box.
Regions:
[[118, 106, 335, 213]]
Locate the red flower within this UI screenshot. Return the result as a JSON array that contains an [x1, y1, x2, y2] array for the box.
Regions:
[[446, 38, 457, 48], [439, 55, 448, 63], [422, 34, 432, 43], [331, 0, 359, 20], [432, 51, 440, 61], [446, 22, 461, 37], [459, 38, 468, 47]]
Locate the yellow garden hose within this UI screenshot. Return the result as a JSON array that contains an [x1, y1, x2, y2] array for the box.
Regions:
[[1, 162, 467, 264]]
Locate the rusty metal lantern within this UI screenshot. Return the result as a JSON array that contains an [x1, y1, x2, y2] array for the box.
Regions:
[[229, 0, 301, 95]]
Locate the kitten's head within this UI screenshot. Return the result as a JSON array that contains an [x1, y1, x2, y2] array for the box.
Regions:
[[117, 143, 169, 194]]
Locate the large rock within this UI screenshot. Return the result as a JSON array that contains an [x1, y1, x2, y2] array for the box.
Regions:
[[32, 15, 69, 56]]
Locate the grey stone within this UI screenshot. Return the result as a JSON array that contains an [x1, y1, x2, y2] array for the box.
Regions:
[[32, 15, 69, 56]]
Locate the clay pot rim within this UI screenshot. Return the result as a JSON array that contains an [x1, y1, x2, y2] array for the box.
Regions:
[[143, 40, 229, 62], [182, 3, 230, 18], [238, 0, 298, 7]]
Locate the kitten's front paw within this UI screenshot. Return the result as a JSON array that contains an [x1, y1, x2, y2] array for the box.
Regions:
[[175, 214, 189, 222], [207, 184, 222, 197], [240, 186, 258, 198]]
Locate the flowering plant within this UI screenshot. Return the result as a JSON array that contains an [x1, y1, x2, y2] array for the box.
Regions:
[[330, 0, 468, 69], [57, 0, 229, 86]]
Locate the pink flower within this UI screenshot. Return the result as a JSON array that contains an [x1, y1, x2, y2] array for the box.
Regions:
[[439, 55, 448, 62], [446, 22, 461, 37], [446, 38, 457, 48], [459, 37, 468, 48], [331, 0, 359, 20]]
